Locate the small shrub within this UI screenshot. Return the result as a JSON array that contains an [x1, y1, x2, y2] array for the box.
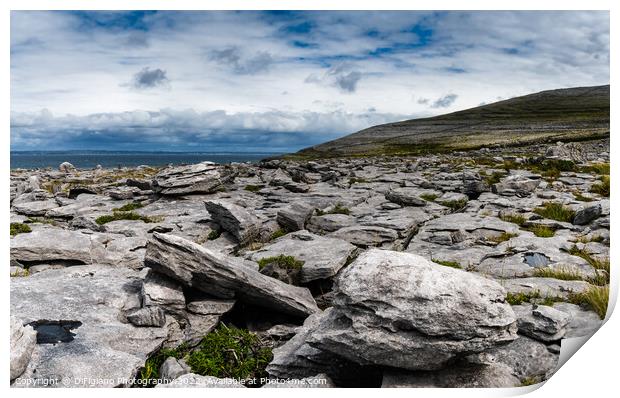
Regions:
[[569, 285, 609, 320], [533, 202, 575, 223], [500, 213, 527, 226], [270, 229, 286, 240], [432, 258, 462, 269], [10, 223, 32, 236], [590, 175, 610, 197], [419, 193, 438, 202], [244, 184, 264, 193], [114, 202, 144, 212], [207, 230, 221, 240], [487, 232, 518, 244], [257, 255, 304, 270], [95, 211, 154, 225], [522, 224, 555, 238]]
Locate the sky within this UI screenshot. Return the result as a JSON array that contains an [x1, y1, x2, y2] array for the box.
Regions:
[[10, 10, 609, 152]]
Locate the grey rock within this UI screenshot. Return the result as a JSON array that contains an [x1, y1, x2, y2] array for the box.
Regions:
[[10, 226, 95, 264], [573, 203, 602, 225], [127, 306, 167, 327], [276, 202, 315, 231], [59, 161, 76, 173], [141, 271, 186, 316], [545, 142, 588, 163], [187, 299, 236, 315], [205, 200, 261, 245], [553, 302, 603, 338], [513, 304, 570, 342], [10, 317, 37, 381], [485, 335, 559, 382], [385, 187, 426, 206], [13, 199, 59, 216], [152, 162, 236, 195], [307, 249, 517, 371], [249, 230, 357, 283], [307, 214, 356, 234], [160, 357, 191, 381], [492, 173, 541, 197], [263, 374, 335, 388], [156, 374, 246, 388], [330, 225, 399, 247], [145, 232, 319, 317], [381, 363, 520, 388]]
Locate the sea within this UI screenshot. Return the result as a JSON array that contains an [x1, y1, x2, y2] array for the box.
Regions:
[[10, 151, 283, 170]]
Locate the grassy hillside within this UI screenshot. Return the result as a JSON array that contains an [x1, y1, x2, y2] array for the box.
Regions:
[[293, 85, 609, 158]]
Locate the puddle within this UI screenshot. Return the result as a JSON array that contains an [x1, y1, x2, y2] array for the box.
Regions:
[[523, 252, 551, 268], [28, 320, 82, 344]]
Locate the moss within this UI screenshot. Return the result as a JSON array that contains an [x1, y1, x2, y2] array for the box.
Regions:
[[432, 258, 462, 269], [114, 202, 144, 212], [95, 211, 155, 225], [522, 224, 555, 238], [244, 184, 264, 193], [500, 213, 527, 226], [269, 229, 286, 240], [439, 199, 468, 211], [10, 222, 32, 236], [257, 254, 304, 270], [316, 203, 351, 216], [487, 232, 518, 244], [569, 285, 609, 320], [207, 230, 221, 240], [419, 193, 438, 202], [186, 324, 273, 383], [533, 202, 575, 223], [590, 175, 610, 197]]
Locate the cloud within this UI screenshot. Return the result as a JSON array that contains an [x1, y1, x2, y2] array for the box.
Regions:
[[431, 94, 458, 108], [131, 67, 169, 89], [306, 64, 363, 93], [209, 46, 274, 75]]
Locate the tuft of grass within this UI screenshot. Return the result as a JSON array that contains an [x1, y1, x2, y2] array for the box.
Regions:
[[257, 254, 304, 270], [506, 291, 541, 305], [439, 198, 468, 212], [590, 175, 610, 197], [533, 202, 575, 223], [576, 235, 604, 244], [487, 232, 518, 244], [580, 162, 610, 176], [244, 184, 264, 193], [522, 224, 555, 238], [26, 217, 57, 225], [567, 245, 610, 284], [269, 229, 286, 240], [533, 267, 585, 282], [316, 203, 351, 216], [569, 285, 609, 320], [500, 213, 527, 226], [484, 171, 504, 186], [114, 201, 144, 212], [95, 211, 155, 225], [10, 223, 32, 236], [10, 268, 30, 277], [186, 324, 273, 382], [432, 258, 462, 269], [138, 345, 189, 387], [207, 229, 221, 240], [521, 377, 540, 386], [419, 193, 438, 202], [572, 191, 594, 202]]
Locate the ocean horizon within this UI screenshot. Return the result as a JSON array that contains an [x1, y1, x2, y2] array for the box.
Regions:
[[10, 150, 284, 170]]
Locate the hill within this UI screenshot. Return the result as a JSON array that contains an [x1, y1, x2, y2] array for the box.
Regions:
[[293, 84, 609, 158]]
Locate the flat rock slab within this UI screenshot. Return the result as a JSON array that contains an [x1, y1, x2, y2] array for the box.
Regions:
[[330, 225, 399, 247], [145, 232, 319, 318], [152, 162, 236, 196], [10, 226, 96, 264], [205, 200, 261, 245], [381, 363, 520, 388], [10, 265, 167, 387], [248, 230, 357, 282]]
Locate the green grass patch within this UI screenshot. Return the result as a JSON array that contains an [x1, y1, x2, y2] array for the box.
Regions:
[[10, 223, 32, 236], [521, 377, 541, 386], [244, 184, 264, 193], [500, 213, 527, 226], [138, 345, 189, 387], [487, 232, 518, 244], [572, 191, 594, 202], [505, 291, 563, 306], [26, 217, 57, 225], [257, 255, 304, 270], [580, 162, 610, 175], [114, 201, 144, 212], [419, 193, 438, 202], [590, 175, 610, 197], [567, 245, 610, 283], [521, 224, 556, 238], [95, 211, 155, 225], [533, 267, 585, 282], [207, 230, 221, 240], [484, 171, 504, 186], [569, 285, 609, 320], [439, 199, 468, 211], [269, 229, 286, 240], [432, 258, 462, 269], [186, 324, 272, 382], [316, 203, 351, 216], [533, 202, 575, 223]]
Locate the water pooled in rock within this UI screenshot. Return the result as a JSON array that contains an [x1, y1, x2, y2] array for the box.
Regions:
[[28, 320, 82, 344], [523, 253, 550, 268]]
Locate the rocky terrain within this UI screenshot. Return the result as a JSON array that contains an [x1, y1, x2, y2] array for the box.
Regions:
[[10, 139, 610, 388]]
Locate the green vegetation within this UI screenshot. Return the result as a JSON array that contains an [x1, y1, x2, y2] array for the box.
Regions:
[[10, 223, 32, 236], [207, 230, 221, 240], [580, 162, 610, 175], [505, 291, 562, 306], [533, 267, 585, 282], [521, 377, 540, 386], [439, 199, 468, 212], [572, 191, 594, 202], [567, 245, 610, 280], [114, 201, 144, 212], [500, 213, 527, 226], [432, 258, 462, 269], [10, 268, 30, 277], [569, 285, 609, 320], [269, 229, 286, 240], [590, 175, 610, 197], [419, 193, 438, 202], [533, 202, 575, 223], [139, 345, 189, 387], [95, 211, 155, 225], [487, 232, 518, 244], [27, 217, 57, 225], [522, 224, 556, 238], [257, 254, 304, 270], [348, 177, 369, 185], [575, 235, 604, 244], [316, 203, 351, 216], [483, 171, 504, 186], [244, 184, 264, 193]]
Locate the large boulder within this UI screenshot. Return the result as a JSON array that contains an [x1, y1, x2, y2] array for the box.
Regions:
[[248, 230, 357, 283], [276, 202, 316, 232], [545, 142, 588, 163], [10, 317, 37, 381], [205, 200, 261, 245], [513, 304, 571, 342], [10, 226, 95, 264], [58, 162, 76, 173], [306, 249, 517, 371], [492, 172, 541, 197], [144, 232, 319, 318], [385, 187, 426, 206], [152, 162, 236, 195], [573, 203, 602, 225]]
